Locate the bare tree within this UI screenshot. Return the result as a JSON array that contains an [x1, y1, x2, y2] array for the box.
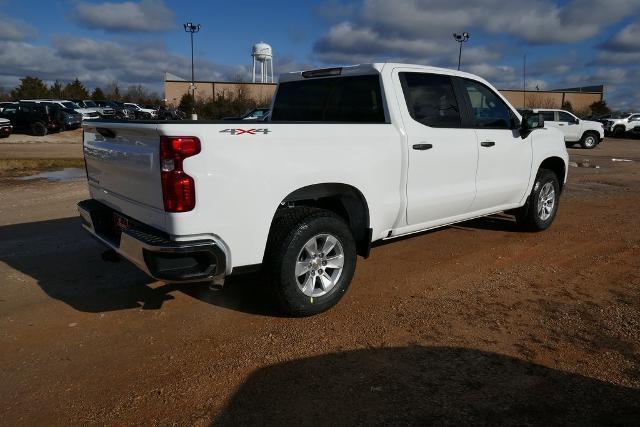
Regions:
[[526, 94, 558, 109]]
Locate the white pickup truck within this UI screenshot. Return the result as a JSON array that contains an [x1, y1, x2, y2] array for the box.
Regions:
[[603, 113, 640, 136], [78, 63, 568, 316], [530, 108, 604, 149]]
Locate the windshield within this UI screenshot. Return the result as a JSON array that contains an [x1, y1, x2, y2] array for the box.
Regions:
[[83, 100, 97, 107], [62, 102, 77, 108], [126, 104, 140, 110]]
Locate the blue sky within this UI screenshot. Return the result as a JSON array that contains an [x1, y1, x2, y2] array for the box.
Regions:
[[0, 0, 639, 110]]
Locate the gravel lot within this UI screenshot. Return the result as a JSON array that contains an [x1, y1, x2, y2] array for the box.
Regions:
[[1, 137, 639, 425]]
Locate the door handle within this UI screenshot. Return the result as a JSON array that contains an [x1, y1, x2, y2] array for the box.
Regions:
[[412, 143, 433, 150], [558, 124, 565, 126], [480, 141, 495, 147]]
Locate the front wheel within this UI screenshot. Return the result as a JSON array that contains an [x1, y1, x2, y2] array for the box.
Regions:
[[265, 207, 356, 317], [580, 132, 599, 149], [515, 169, 560, 231]]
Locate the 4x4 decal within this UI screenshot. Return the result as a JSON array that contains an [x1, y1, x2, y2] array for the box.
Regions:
[[220, 128, 270, 135]]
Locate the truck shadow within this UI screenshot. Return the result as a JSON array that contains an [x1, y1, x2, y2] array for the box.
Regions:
[[0, 213, 534, 316], [214, 346, 640, 425], [0, 216, 279, 315]]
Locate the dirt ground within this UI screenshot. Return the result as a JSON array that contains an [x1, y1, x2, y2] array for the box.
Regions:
[[1, 138, 639, 425], [0, 129, 83, 177]]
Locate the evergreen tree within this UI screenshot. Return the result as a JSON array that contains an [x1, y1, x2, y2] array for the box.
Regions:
[[179, 93, 195, 115], [63, 78, 89, 100], [589, 100, 611, 117], [49, 80, 64, 99], [91, 87, 106, 100], [10, 76, 50, 99]]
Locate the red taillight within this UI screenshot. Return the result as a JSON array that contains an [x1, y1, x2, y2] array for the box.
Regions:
[[160, 136, 201, 212]]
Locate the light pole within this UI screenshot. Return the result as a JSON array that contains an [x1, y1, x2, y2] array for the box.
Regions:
[[453, 32, 470, 71], [184, 22, 201, 120]]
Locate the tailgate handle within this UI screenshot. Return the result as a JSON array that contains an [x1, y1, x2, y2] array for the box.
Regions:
[[97, 128, 116, 138]]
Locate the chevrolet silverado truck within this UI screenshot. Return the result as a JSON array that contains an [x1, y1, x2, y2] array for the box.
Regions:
[[78, 63, 568, 316], [530, 108, 604, 149], [603, 113, 640, 137]]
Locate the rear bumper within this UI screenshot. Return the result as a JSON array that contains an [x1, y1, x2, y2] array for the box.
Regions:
[[78, 199, 226, 283]]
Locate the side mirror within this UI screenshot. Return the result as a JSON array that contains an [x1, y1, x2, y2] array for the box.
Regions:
[[522, 112, 545, 131], [571, 118, 580, 124]]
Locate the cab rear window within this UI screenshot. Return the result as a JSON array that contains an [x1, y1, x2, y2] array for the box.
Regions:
[[271, 75, 386, 123]]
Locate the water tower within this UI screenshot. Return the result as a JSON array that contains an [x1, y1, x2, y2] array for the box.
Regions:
[[252, 42, 274, 83]]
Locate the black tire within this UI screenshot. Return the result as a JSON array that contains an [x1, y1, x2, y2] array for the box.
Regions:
[[515, 169, 561, 231], [580, 131, 599, 149], [613, 126, 626, 137], [264, 207, 357, 317], [31, 121, 47, 136]]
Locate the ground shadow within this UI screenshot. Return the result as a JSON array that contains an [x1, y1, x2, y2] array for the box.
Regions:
[[0, 216, 277, 315], [215, 346, 640, 425], [0, 213, 532, 315]]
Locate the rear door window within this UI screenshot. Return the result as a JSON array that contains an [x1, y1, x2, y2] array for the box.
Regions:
[[558, 111, 575, 123], [271, 75, 385, 122], [539, 111, 556, 122], [399, 72, 461, 128]]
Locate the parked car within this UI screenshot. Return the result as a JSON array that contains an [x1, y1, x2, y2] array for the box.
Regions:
[[0, 117, 12, 138], [603, 113, 640, 137], [0, 102, 60, 136], [94, 100, 133, 119], [223, 107, 270, 120], [78, 63, 568, 316], [528, 108, 604, 149], [123, 103, 157, 119], [20, 99, 100, 120], [53, 107, 83, 130], [0, 102, 16, 112], [73, 100, 115, 118], [157, 105, 186, 120]]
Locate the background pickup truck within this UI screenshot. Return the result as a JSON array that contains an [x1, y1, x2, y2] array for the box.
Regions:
[[79, 63, 568, 316], [529, 108, 604, 149], [603, 113, 640, 136]]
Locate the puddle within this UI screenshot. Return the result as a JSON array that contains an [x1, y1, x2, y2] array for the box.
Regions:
[[569, 160, 600, 169], [570, 158, 635, 169], [18, 168, 86, 182]]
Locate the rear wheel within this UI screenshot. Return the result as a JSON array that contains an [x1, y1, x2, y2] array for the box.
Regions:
[[31, 121, 47, 136], [580, 131, 598, 149], [264, 207, 356, 316], [516, 169, 560, 231]]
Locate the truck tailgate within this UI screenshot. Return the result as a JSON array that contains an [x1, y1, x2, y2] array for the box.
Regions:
[[83, 123, 163, 210]]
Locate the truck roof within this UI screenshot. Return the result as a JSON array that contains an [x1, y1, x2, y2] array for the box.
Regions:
[[279, 63, 487, 83]]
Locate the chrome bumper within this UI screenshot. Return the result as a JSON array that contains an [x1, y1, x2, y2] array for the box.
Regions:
[[78, 199, 226, 284]]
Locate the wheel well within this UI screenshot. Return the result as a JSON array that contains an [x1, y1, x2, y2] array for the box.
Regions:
[[276, 183, 371, 257], [539, 157, 566, 191]]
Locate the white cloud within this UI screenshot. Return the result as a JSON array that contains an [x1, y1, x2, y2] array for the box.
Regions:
[[72, 0, 175, 32], [0, 14, 37, 41], [0, 34, 311, 97]]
